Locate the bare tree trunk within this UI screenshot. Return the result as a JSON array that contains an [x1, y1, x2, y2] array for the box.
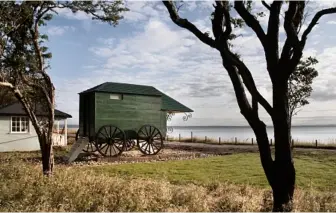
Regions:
[[271, 79, 295, 212], [39, 132, 54, 176]]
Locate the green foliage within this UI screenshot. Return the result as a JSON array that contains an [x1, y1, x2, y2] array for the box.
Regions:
[[0, 87, 16, 107], [0, 0, 128, 100], [288, 57, 319, 118], [59, 0, 129, 26]]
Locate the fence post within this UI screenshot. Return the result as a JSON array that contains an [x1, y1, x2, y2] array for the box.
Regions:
[[252, 138, 254, 145], [191, 132, 193, 142], [270, 139, 273, 146], [316, 139, 318, 148], [292, 139, 294, 148], [235, 137, 237, 144], [179, 134, 181, 142], [166, 135, 168, 141], [219, 137, 221, 144], [205, 136, 207, 142]]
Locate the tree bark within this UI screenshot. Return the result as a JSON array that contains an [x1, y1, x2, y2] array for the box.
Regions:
[[39, 132, 54, 176], [271, 78, 295, 212]]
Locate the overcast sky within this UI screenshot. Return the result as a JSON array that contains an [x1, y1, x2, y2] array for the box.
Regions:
[[42, 0, 336, 126]]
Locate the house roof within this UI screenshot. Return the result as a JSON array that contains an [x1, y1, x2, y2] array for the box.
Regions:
[[0, 102, 72, 119], [79, 82, 193, 113]]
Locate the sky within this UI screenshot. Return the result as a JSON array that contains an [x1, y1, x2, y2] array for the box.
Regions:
[[40, 0, 336, 126]]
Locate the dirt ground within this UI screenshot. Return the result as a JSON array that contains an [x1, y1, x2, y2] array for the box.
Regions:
[[67, 139, 336, 166]]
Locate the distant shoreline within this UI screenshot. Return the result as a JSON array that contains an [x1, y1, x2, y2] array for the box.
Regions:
[[64, 125, 336, 128]]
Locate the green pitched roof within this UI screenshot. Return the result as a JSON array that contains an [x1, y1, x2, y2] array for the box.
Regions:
[[79, 82, 162, 97], [79, 82, 193, 113]]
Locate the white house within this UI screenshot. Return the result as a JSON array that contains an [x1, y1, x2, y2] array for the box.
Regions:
[[0, 102, 72, 152]]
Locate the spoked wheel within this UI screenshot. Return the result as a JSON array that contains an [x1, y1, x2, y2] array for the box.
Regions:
[[137, 125, 163, 155], [75, 129, 97, 153], [82, 140, 97, 153], [95, 125, 126, 157], [125, 139, 136, 151]]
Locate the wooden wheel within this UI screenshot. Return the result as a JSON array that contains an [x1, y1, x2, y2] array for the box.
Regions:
[[82, 140, 97, 153], [76, 129, 97, 153], [125, 139, 136, 151], [137, 125, 163, 155], [95, 125, 125, 157]]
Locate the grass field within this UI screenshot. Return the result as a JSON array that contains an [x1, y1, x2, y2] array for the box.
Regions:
[[80, 152, 336, 191], [0, 148, 335, 211]]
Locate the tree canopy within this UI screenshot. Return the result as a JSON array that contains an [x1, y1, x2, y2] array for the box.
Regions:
[[0, 0, 128, 175]]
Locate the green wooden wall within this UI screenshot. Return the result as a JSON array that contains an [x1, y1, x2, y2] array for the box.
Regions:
[[78, 92, 167, 139]]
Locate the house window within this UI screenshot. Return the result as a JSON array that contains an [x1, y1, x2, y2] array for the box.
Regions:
[[109, 94, 122, 100], [11, 116, 29, 133]]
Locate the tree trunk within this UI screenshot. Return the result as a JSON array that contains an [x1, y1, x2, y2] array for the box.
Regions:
[[271, 78, 296, 212], [272, 159, 295, 211], [39, 133, 54, 176]]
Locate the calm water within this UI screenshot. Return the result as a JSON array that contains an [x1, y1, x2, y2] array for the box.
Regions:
[[167, 126, 336, 144], [66, 124, 336, 144]]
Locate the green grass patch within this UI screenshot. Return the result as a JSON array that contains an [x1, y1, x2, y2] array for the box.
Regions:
[[84, 152, 336, 191]]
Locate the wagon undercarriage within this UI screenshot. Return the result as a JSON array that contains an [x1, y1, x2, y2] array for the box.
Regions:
[[76, 124, 164, 157]]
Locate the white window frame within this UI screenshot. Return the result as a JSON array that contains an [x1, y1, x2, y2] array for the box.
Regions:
[[10, 116, 30, 134], [109, 94, 122, 100]]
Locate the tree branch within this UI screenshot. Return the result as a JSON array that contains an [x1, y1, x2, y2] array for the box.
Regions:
[[163, 1, 216, 48], [0, 81, 42, 135], [261, 1, 271, 11], [225, 51, 274, 116], [301, 7, 336, 46], [211, 1, 231, 42], [234, 1, 267, 49], [283, 2, 300, 49], [266, 1, 282, 79]]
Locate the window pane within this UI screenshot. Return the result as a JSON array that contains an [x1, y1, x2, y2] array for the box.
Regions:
[[21, 121, 28, 132], [11, 117, 29, 133]]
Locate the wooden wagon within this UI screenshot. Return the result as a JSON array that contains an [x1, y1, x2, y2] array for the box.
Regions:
[[75, 82, 193, 157]]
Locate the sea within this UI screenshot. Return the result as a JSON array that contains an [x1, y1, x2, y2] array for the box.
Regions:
[[66, 124, 336, 144], [167, 126, 336, 145]]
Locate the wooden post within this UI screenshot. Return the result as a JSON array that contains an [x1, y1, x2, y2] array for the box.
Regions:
[[64, 119, 68, 145], [167, 135, 168, 141], [205, 136, 207, 142], [270, 139, 273, 146], [235, 137, 237, 144], [57, 120, 60, 134], [219, 137, 221, 144], [316, 139, 318, 148], [179, 134, 181, 142], [292, 139, 294, 148], [191, 132, 193, 142], [252, 138, 254, 145]]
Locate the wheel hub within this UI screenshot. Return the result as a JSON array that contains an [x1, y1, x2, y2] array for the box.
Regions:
[[108, 138, 115, 145]]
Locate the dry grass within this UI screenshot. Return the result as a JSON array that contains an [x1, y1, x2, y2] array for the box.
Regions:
[[0, 160, 335, 212]]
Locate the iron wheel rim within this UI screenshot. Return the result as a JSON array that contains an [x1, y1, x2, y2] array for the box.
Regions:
[[137, 125, 163, 155], [95, 125, 125, 157]]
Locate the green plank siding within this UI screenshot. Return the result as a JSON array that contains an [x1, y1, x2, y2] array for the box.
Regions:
[[94, 93, 166, 138]]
